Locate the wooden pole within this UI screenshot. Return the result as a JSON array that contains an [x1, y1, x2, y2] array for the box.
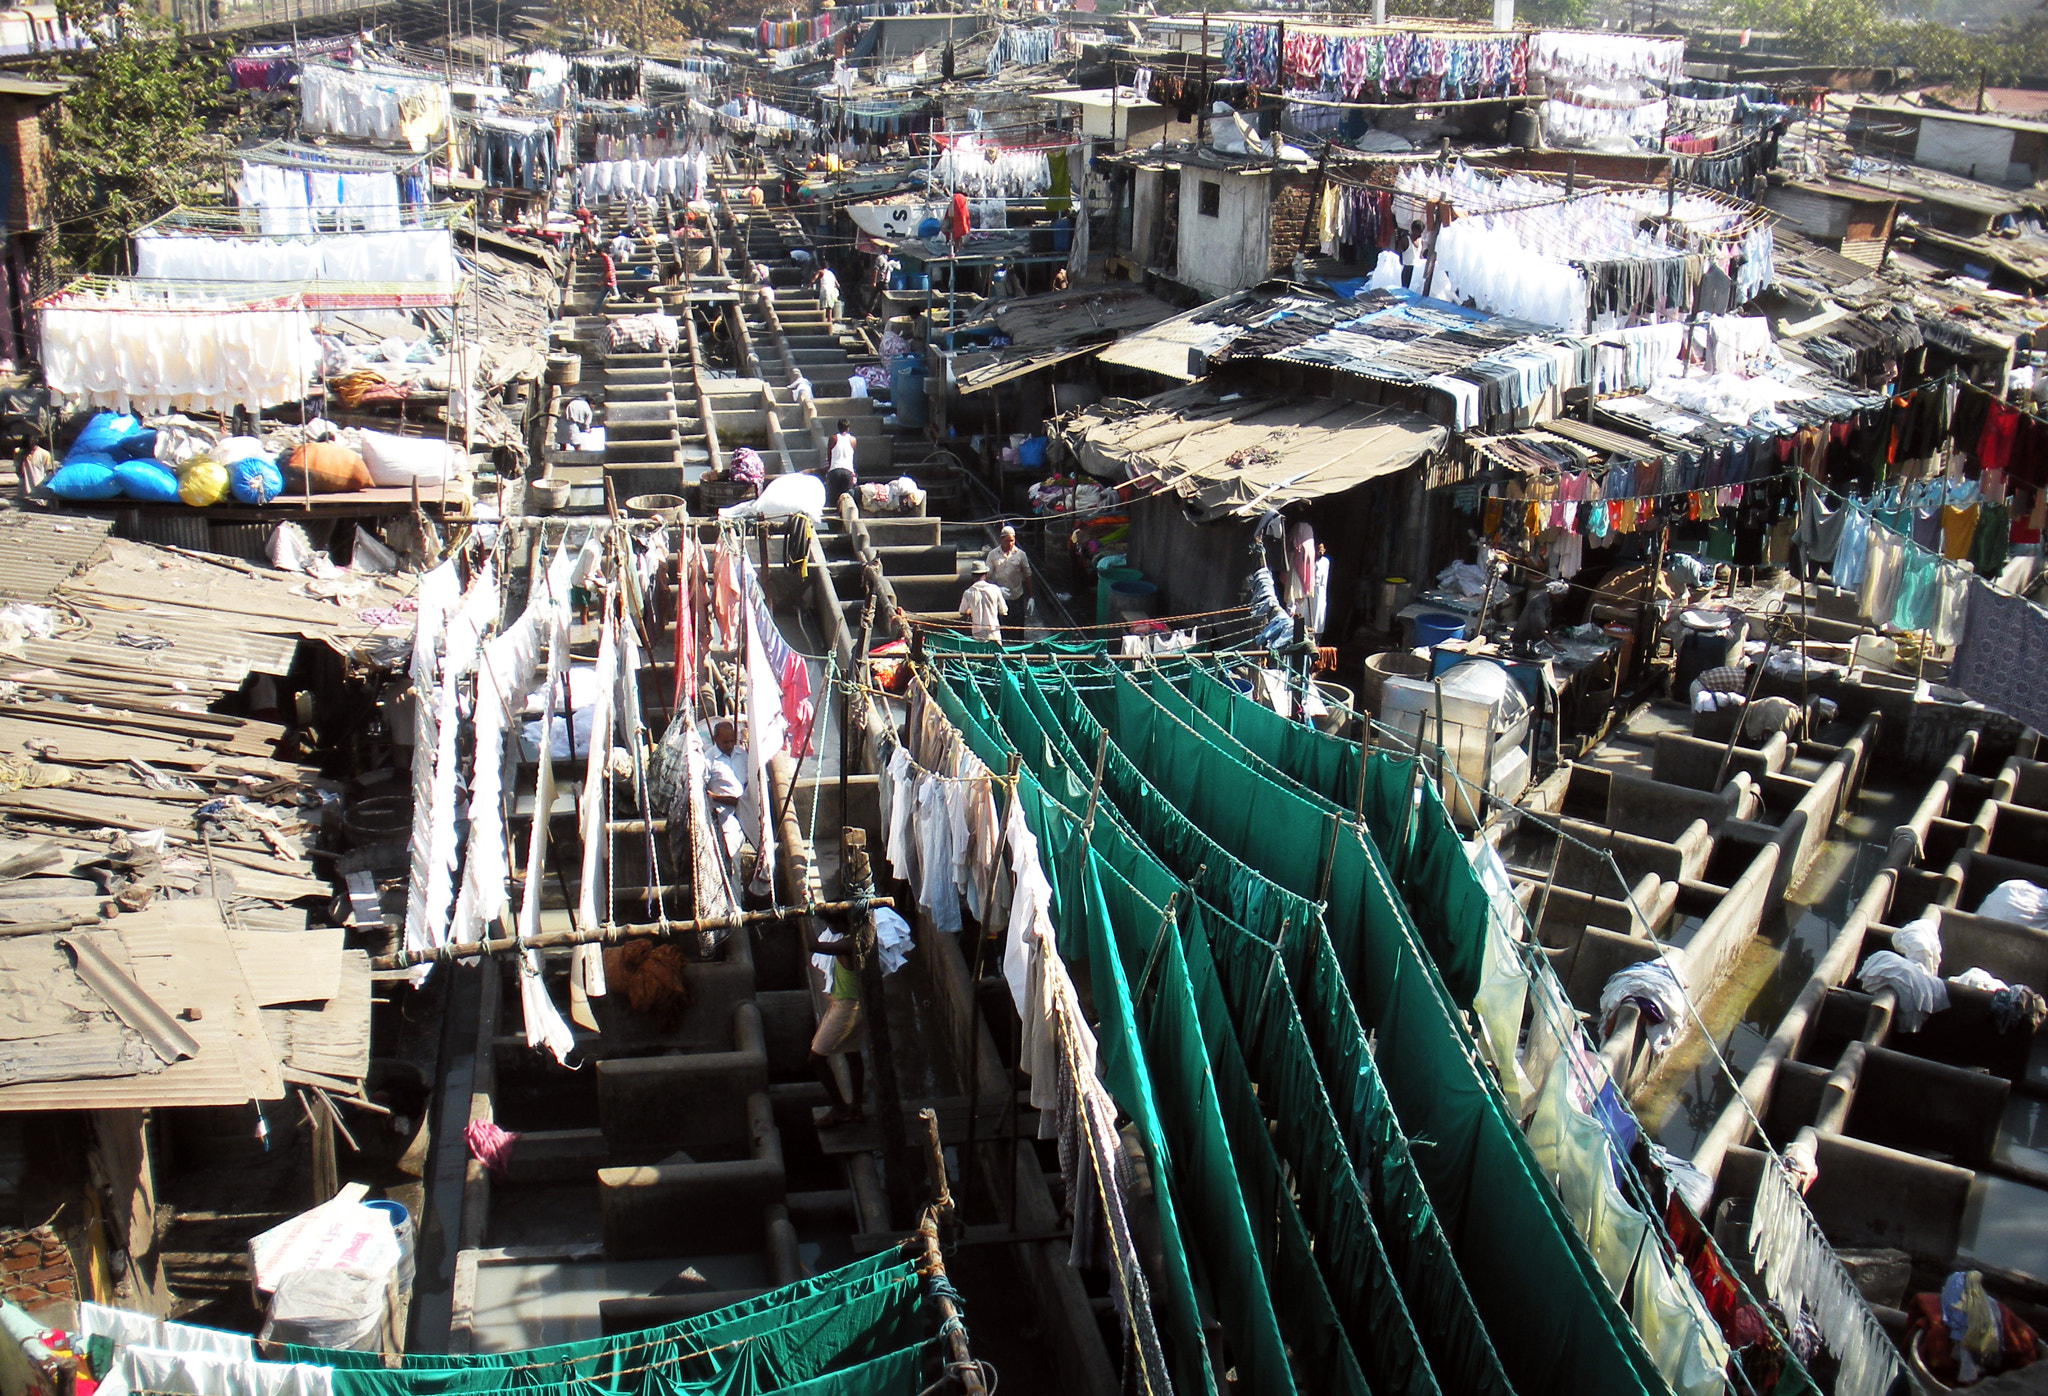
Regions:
[[367, 897, 896, 970], [847, 827, 916, 1228]]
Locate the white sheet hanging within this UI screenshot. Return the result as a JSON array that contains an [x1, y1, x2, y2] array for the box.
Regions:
[[1750, 1153, 1906, 1396], [77, 1305, 254, 1362], [514, 556, 578, 1063], [41, 300, 318, 417], [135, 228, 454, 286], [1468, 840, 1534, 1111], [571, 611, 618, 1023], [400, 561, 463, 977], [742, 604, 782, 896], [96, 1348, 332, 1396]]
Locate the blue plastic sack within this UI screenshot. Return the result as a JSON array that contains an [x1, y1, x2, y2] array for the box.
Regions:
[[113, 458, 180, 503], [45, 457, 120, 500], [229, 455, 284, 506], [70, 412, 145, 458], [1017, 435, 1047, 468], [114, 428, 159, 462]]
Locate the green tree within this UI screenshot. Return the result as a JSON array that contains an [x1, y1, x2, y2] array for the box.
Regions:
[[1710, 0, 2046, 81], [41, 21, 232, 275]]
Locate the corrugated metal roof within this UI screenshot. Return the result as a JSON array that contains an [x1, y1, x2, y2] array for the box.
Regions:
[[0, 510, 113, 603], [0, 904, 287, 1110]]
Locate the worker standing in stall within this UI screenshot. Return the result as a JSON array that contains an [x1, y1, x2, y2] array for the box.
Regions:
[[807, 916, 866, 1127], [959, 560, 1007, 642], [827, 418, 859, 513], [813, 263, 842, 327], [985, 525, 1032, 610]]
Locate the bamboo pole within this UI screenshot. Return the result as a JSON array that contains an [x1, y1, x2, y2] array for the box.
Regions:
[[368, 897, 896, 970]]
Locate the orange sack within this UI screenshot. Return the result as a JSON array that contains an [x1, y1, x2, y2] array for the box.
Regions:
[[286, 441, 372, 493]]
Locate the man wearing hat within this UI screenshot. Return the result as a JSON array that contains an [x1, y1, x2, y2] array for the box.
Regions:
[[984, 525, 1031, 606], [959, 561, 1007, 642]]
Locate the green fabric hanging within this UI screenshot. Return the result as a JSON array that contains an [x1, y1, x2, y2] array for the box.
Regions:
[[925, 672, 1221, 1396], [1188, 909, 1439, 1396], [944, 655, 1672, 1396], [285, 1255, 915, 1375], [306, 1270, 923, 1396]]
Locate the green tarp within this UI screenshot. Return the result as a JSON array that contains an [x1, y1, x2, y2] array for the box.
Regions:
[[935, 655, 1672, 1396], [278, 1254, 934, 1396]]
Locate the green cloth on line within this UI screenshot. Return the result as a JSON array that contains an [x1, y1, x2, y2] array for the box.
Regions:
[[936, 654, 1672, 1396], [282, 1255, 927, 1396]]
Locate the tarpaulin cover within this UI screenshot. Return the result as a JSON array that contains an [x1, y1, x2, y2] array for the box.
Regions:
[[279, 1253, 934, 1396], [933, 653, 1672, 1396]]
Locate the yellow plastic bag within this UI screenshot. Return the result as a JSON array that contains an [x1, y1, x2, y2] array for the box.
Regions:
[[177, 456, 230, 507]]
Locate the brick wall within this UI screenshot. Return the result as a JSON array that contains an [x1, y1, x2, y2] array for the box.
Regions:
[[0, 95, 54, 234], [1268, 181, 1313, 276], [2, 1225, 74, 1314]]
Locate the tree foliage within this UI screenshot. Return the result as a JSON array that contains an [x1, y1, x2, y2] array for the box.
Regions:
[[549, 0, 726, 46], [1712, 0, 2048, 83], [41, 20, 233, 275]]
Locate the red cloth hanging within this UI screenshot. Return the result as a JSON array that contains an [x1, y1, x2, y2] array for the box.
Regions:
[[948, 192, 970, 243]]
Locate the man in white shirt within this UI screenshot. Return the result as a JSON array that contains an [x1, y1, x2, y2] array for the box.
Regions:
[[959, 561, 1007, 642], [609, 230, 635, 265], [813, 265, 841, 325], [826, 419, 858, 512], [984, 524, 1031, 603], [705, 716, 750, 858], [1308, 541, 1331, 637]]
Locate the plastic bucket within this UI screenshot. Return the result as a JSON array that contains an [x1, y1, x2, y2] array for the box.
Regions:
[[1110, 579, 1158, 623], [1097, 565, 1142, 624], [364, 1199, 415, 1296], [1311, 680, 1354, 735], [1411, 611, 1464, 650]]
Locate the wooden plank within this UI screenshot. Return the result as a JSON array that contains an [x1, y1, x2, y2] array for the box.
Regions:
[[230, 928, 344, 1006]]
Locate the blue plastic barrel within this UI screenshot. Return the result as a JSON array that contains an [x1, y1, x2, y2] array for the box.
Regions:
[[890, 354, 927, 428], [363, 1199, 415, 1294], [1411, 612, 1464, 649], [889, 270, 906, 291], [1109, 579, 1157, 621], [1051, 217, 1073, 252], [907, 272, 930, 291], [1096, 565, 1142, 624]]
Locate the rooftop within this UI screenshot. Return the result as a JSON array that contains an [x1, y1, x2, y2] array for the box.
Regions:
[[1058, 380, 1448, 518]]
